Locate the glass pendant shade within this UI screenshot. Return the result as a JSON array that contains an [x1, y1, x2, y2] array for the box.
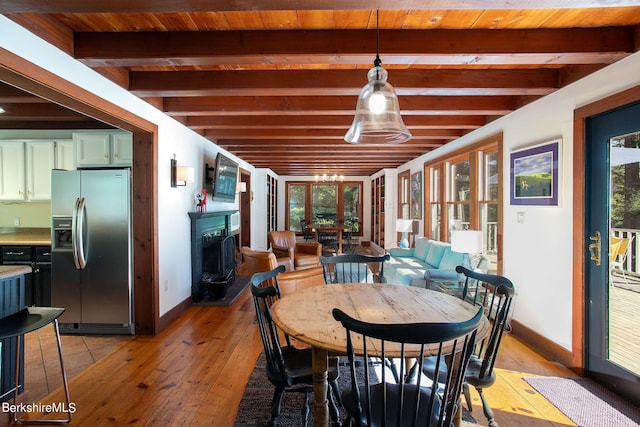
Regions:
[[344, 65, 412, 144]]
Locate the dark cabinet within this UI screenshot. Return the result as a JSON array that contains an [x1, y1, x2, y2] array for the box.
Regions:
[[1, 245, 52, 306], [35, 246, 52, 306]]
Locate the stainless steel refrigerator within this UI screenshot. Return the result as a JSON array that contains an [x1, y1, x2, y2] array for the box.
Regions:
[[51, 169, 133, 334]]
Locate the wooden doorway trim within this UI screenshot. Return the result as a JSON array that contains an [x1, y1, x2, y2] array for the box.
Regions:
[[0, 47, 160, 335], [573, 83, 640, 371], [239, 169, 251, 248]]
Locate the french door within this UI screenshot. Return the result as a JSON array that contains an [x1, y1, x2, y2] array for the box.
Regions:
[[585, 100, 640, 406]]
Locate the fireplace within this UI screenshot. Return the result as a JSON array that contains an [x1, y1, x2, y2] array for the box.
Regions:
[[201, 233, 236, 298], [188, 210, 238, 302]]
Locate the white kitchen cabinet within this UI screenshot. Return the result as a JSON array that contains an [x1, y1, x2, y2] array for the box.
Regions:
[[0, 141, 26, 200], [111, 132, 133, 165], [75, 132, 110, 166], [54, 139, 75, 170], [0, 140, 55, 201], [74, 131, 132, 167], [26, 141, 55, 200]]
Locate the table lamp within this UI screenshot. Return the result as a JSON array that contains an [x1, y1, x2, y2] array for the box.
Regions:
[[451, 229, 483, 269], [396, 219, 414, 248]]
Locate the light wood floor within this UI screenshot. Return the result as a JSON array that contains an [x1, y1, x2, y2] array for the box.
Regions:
[[18, 283, 582, 427]]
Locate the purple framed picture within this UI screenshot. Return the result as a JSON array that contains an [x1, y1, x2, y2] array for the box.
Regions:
[[510, 139, 560, 206]]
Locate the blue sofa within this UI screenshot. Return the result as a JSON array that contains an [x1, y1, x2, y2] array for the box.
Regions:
[[384, 237, 473, 288]]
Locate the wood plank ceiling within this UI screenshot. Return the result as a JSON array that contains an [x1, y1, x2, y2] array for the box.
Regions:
[[1, 1, 639, 176]]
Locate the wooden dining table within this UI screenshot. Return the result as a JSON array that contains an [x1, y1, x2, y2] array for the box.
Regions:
[[306, 222, 349, 254], [270, 283, 490, 427]]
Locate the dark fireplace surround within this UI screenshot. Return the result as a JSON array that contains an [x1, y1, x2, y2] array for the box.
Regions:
[[188, 210, 238, 302]]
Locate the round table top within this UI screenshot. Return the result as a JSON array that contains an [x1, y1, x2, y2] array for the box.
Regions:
[[271, 283, 489, 357]]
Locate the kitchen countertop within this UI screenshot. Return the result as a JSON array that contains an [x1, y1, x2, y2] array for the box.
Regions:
[[0, 265, 33, 280], [0, 228, 51, 246]]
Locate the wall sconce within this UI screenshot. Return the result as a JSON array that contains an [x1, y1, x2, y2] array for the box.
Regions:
[[171, 156, 194, 187], [236, 181, 247, 194]]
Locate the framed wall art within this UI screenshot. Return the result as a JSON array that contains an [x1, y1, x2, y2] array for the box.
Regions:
[[410, 171, 423, 219], [510, 139, 560, 206]]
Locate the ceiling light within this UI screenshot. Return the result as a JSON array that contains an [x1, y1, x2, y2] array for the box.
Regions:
[[344, 10, 411, 145], [0, 106, 5, 114]]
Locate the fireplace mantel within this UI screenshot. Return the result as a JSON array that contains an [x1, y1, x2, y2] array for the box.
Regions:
[[188, 210, 238, 220]]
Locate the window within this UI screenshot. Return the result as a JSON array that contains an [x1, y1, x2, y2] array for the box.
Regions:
[[288, 183, 307, 232], [286, 181, 363, 236], [447, 157, 472, 235], [480, 150, 499, 265], [312, 184, 337, 223], [424, 134, 502, 273], [427, 166, 441, 239]]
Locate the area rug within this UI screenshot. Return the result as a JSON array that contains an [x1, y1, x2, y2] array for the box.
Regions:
[[524, 376, 640, 427], [235, 353, 478, 426], [193, 275, 250, 307]]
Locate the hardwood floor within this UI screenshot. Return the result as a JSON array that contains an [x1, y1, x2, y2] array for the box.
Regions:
[[20, 284, 580, 426]]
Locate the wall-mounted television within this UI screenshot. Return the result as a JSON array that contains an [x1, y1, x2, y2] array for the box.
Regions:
[[211, 154, 239, 203]]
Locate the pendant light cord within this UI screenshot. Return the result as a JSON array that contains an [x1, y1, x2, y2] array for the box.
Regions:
[[374, 10, 381, 68]]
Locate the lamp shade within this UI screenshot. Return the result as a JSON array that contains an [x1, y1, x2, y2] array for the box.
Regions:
[[344, 65, 411, 144], [176, 166, 194, 184], [237, 181, 247, 193], [396, 219, 414, 233], [451, 230, 483, 254]]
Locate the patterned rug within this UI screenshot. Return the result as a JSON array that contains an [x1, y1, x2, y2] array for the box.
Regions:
[[524, 376, 640, 427], [235, 352, 479, 426]]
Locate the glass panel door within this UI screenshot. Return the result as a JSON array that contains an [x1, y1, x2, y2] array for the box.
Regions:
[[586, 101, 640, 406], [608, 130, 640, 377]]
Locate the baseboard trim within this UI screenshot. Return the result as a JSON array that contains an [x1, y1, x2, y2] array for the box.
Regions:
[[158, 296, 192, 332], [510, 319, 578, 372]]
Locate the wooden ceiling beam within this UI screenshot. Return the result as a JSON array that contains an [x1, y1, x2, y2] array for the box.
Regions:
[[74, 28, 634, 67], [217, 139, 444, 148], [186, 114, 486, 129], [0, 84, 50, 103], [0, 1, 628, 13], [129, 69, 559, 97], [203, 128, 461, 139], [163, 95, 517, 115], [0, 103, 92, 118]]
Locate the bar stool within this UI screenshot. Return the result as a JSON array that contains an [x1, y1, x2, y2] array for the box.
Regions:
[[0, 307, 71, 425]]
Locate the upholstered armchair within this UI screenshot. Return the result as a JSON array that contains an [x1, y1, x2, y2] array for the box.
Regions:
[[240, 246, 293, 276], [267, 230, 322, 270]]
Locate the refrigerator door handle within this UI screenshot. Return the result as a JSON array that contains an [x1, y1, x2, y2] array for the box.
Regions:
[[72, 197, 81, 269], [76, 197, 88, 269]]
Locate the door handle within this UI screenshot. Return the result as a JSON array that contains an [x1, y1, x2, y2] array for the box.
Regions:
[[589, 231, 601, 266], [76, 197, 87, 270], [72, 197, 81, 269]]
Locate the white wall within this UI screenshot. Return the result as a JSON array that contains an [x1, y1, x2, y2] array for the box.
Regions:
[[0, 16, 254, 316], [400, 51, 640, 350]]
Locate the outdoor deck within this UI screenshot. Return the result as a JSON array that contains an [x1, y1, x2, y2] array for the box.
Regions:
[[609, 273, 640, 375]]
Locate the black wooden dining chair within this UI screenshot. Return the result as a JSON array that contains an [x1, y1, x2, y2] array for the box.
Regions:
[[300, 219, 315, 243], [332, 307, 484, 427], [250, 266, 341, 426], [320, 253, 390, 284], [421, 266, 515, 427]]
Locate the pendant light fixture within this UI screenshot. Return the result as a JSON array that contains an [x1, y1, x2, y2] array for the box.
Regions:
[[344, 10, 411, 144]]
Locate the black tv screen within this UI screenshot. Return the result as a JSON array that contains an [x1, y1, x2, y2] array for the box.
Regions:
[[212, 154, 239, 203]]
